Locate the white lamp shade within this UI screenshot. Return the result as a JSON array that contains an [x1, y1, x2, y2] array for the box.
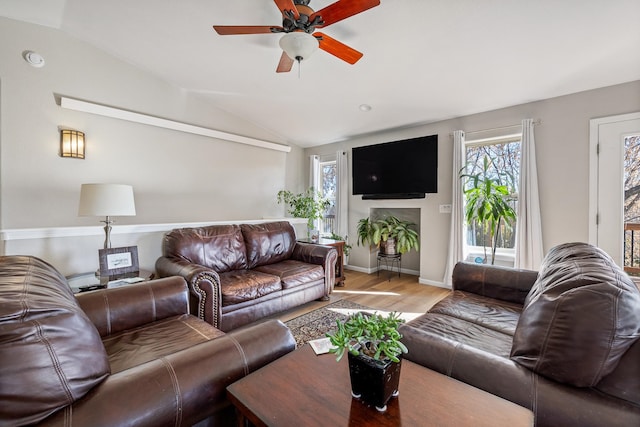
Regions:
[[78, 184, 136, 217], [279, 32, 319, 61]]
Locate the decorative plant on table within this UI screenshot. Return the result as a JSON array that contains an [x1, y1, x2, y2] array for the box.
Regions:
[[327, 232, 352, 257], [277, 188, 330, 232], [356, 215, 419, 255], [460, 156, 517, 265], [326, 311, 408, 412]]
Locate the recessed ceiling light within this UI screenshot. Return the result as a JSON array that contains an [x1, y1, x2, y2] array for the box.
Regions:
[[359, 104, 372, 112], [23, 51, 45, 68]]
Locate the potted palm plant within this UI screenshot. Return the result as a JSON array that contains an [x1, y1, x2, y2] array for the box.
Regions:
[[356, 215, 419, 255], [460, 156, 517, 264], [326, 311, 408, 411], [277, 188, 330, 238]]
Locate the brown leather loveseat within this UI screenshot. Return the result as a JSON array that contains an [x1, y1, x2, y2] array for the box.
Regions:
[[400, 242, 640, 427], [0, 255, 295, 426], [156, 221, 338, 331]]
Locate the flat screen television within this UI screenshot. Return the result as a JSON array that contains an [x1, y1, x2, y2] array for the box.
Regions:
[[352, 134, 438, 199]]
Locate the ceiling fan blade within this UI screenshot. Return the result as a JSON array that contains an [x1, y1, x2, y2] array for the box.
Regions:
[[276, 51, 294, 73], [311, 0, 380, 28], [274, 0, 300, 20], [213, 25, 282, 35], [315, 32, 363, 64]]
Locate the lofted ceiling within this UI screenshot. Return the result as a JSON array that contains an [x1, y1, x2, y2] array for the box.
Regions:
[[2, 0, 640, 148]]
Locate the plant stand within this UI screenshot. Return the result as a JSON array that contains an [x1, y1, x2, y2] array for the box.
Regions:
[[377, 253, 401, 281]]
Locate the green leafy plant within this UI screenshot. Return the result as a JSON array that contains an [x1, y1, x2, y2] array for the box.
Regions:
[[327, 233, 352, 256], [277, 188, 330, 230], [326, 311, 408, 363], [460, 156, 517, 264], [356, 215, 419, 254]]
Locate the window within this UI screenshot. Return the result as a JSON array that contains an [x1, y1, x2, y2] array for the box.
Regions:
[[318, 160, 337, 235], [464, 136, 521, 254]]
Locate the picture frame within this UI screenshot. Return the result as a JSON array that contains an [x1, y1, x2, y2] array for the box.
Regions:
[[99, 246, 139, 279]]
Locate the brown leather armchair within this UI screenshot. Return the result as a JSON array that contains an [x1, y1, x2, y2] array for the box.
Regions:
[[400, 243, 640, 427], [156, 221, 338, 331], [0, 255, 295, 426]]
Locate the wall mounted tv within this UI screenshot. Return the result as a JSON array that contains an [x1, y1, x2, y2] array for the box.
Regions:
[[352, 134, 438, 199]]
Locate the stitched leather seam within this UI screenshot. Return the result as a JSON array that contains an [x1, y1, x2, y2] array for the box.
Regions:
[[34, 319, 74, 404], [180, 317, 216, 340], [160, 358, 183, 427], [227, 335, 250, 376], [147, 283, 157, 321], [102, 292, 112, 336]]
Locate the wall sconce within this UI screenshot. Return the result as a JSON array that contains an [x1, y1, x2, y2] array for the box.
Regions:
[[60, 129, 85, 159]]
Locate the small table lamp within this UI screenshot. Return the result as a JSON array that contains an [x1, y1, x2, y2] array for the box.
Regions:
[[78, 184, 136, 249]]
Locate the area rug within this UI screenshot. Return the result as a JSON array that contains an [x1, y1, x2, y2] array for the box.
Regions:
[[284, 299, 373, 348]]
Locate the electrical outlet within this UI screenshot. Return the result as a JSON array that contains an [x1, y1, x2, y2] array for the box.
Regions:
[[439, 204, 452, 214]]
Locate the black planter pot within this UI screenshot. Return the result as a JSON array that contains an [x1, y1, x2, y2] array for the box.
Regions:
[[347, 351, 402, 411]]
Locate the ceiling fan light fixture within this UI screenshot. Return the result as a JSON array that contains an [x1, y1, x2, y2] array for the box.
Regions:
[[279, 32, 319, 62]]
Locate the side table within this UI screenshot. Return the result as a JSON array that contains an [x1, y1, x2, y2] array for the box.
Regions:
[[298, 237, 345, 286], [66, 269, 154, 293], [377, 253, 401, 281]]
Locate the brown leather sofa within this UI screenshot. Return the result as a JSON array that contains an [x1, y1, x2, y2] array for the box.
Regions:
[[156, 221, 338, 331], [400, 242, 640, 427], [0, 255, 295, 427]]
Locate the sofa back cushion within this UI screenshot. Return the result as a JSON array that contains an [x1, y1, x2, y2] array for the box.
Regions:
[[162, 225, 248, 273], [0, 256, 110, 425], [241, 222, 296, 269], [511, 242, 640, 387]]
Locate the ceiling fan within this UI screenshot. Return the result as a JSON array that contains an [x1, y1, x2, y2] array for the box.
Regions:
[[213, 0, 380, 73]]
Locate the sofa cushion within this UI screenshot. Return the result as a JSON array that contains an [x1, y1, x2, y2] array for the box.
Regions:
[[429, 290, 523, 336], [103, 314, 225, 373], [254, 260, 324, 289], [241, 222, 296, 269], [219, 270, 282, 305], [511, 242, 640, 387], [0, 256, 110, 425], [163, 225, 248, 273]]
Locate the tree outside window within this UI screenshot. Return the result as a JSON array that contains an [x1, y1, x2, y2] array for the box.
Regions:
[[319, 160, 337, 235], [624, 135, 640, 271], [464, 139, 520, 252]]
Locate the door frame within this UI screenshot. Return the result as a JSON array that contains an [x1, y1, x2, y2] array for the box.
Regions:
[[589, 112, 640, 254]]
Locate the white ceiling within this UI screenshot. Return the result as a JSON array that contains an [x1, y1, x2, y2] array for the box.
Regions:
[[2, 0, 640, 148]]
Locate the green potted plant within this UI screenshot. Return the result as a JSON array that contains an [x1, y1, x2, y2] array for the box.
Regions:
[[326, 311, 408, 411], [356, 215, 419, 255], [277, 188, 330, 235], [327, 232, 352, 257], [460, 156, 517, 265]]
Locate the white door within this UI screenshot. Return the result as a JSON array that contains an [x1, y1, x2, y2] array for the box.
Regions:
[[590, 113, 640, 266]]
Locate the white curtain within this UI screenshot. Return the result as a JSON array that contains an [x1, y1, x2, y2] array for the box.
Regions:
[[514, 119, 544, 270], [335, 151, 349, 241], [309, 155, 320, 229], [443, 130, 467, 287]]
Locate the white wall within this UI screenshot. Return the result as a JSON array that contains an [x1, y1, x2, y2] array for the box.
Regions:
[[307, 80, 640, 286], [0, 18, 305, 274]]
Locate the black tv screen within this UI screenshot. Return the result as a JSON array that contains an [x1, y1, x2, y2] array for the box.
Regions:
[[352, 135, 438, 199]]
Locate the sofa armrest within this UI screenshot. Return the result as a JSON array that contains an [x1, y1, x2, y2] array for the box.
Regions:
[[38, 319, 296, 427], [292, 242, 338, 294], [76, 276, 190, 337], [452, 262, 538, 305], [156, 257, 223, 328]]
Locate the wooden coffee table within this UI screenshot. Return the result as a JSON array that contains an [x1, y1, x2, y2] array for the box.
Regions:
[[227, 345, 533, 427]]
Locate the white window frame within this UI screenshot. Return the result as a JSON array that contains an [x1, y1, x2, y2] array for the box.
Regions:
[[463, 133, 521, 266]]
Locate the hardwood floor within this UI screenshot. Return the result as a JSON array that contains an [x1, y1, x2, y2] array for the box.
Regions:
[[274, 269, 451, 323]]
